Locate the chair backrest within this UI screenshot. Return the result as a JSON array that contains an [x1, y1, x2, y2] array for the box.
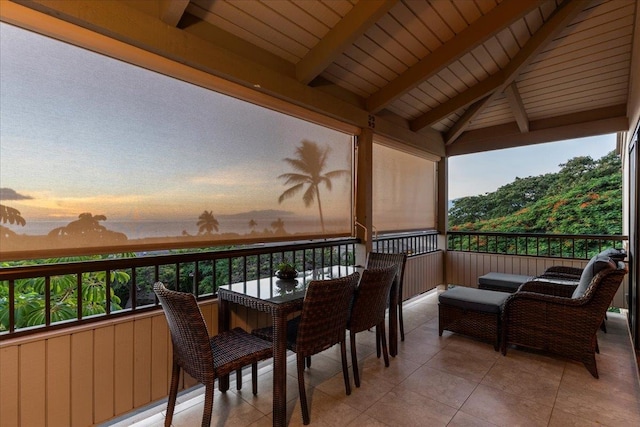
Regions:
[[579, 261, 628, 305], [365, 252, 407, 299], [348, 266, 397, 333], [573, 255, 618, 298], [295, 272, 360, 357], [153, 282, 214, 384]]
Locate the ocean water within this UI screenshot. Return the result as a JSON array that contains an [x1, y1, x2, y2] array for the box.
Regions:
[[7, 217, 350, 240]]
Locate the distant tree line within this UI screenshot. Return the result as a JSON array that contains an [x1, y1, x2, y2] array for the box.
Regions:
[[449, 150, 622, 235]]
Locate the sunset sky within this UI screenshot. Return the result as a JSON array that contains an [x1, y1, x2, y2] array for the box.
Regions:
[[0, 23, 353, 226]]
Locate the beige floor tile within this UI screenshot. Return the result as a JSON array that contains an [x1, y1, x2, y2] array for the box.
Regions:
[[554, 375, 640, 425], [345, 412, 390, 426], [317, 357, 396, 411], [447, 410, 499, 427], [286, 387, 361, 427], [363, 388, 457, 426], [547, 407, 605, 427], [397, 365, 478, 409], [480, 362, 561, 407], [426, 348, 496, 383], [492, 347, 566, 380], [460, 384, 553, 427]]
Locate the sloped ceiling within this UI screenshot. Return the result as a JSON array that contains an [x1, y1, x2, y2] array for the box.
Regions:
[[5, 0, 638, 156]]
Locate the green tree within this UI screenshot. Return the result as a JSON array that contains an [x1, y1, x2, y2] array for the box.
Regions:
[[277, 140, 349, 232], [449, 150, 622, 235], [197, 210, 219, 235]]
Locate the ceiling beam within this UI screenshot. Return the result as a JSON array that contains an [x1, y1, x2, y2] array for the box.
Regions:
[[366, 0, 544, 114], [504, 82, 529, 133], [296, 0, 398, 85], [160, 0, 189, 27], [446, 104, 628, 156], [411, 0, 586, 133]]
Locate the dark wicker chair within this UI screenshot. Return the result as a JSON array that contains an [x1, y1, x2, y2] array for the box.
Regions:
[[534, 248, 626, 333], [348, 266, 397, 387], [365, 252, 408, 347], [501, 258, 628, 378], [253, 272, 359, 425], [153, 282, 273, 427]]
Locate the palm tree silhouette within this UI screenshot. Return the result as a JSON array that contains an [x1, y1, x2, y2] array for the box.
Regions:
[[248, 219, 257, 232], [277, 140, 349, 232], [271, 218, 286, 235], [197, 210, 219, 235], [0, 204, 26, 226]]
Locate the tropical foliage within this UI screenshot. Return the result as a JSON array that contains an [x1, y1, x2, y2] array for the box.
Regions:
[[449, 151, 622, 235]]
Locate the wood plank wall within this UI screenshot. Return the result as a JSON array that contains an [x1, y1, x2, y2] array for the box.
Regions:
[[0, 300, 220, 426], [446, 251, 628, 308], [0, 253, 444, 426]]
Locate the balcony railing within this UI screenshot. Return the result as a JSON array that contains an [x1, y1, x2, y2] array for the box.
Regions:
[[447, 231, 627, 259], [0, 238, 358, 339], [373, 229, 439, 256]]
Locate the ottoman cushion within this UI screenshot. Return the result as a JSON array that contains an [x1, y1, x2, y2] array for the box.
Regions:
[[478, 272, 532, 293], [439, 286, 510, 313]]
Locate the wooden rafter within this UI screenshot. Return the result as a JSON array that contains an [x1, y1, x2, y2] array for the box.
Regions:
[[412, 0, 586, 135], [161, 0, 189, 27], [446, 104, 628, 156], [366, 0, 544, 114], [296, 0, 398, 85], [504, 82, 529, 133]]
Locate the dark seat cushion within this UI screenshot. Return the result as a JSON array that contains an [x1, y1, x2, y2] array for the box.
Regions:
[[439, 287, 511, 314], [478, 272, 532, 292]]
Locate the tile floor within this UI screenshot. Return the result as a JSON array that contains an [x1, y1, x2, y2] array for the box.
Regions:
[[105, 289, 640, 426]]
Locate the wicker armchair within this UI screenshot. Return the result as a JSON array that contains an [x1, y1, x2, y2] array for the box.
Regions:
[[153, 282, 273, 427], [501, 258, 628, 378], [253, 273, 359, 425], [366, 252, 408, 349], [348, 266, 397, 387], [538, 247, 626, 282]]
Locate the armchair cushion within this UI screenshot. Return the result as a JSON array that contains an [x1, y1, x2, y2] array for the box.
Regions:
[[572, 255, 617, 299], [600, 247, 626, 262]]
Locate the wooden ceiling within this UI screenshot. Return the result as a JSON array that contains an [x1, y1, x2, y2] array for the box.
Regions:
[[4, 0, 639, 157]]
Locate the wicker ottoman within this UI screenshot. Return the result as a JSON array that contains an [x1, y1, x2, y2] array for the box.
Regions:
[[478, 272, 532, 293], [438, 287, 511, 351]]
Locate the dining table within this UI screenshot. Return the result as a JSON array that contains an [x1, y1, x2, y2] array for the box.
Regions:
[[217, 265, 360, 427]]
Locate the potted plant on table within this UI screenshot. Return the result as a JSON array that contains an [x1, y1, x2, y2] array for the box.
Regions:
[[276, 260, 298, 280]]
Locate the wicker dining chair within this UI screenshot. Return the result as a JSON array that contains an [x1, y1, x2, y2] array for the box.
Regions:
[[153, 282, 273, 427], [253, 272, 359, 425], [365, 252, 408, 345], [348, 266, 397, 387]]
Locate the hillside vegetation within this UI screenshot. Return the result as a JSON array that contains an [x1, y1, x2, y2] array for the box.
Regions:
[[449, 151, 622, 235]]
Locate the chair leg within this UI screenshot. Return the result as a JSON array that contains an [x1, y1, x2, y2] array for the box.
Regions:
[[583, 354, 599, 379], [377, 322, 389, 367], [297, 355, 310, 425], [202, 384, 214, 427], [236, 368, 242, 390], [340, 340, 351, 396], [165, 361, 180, 427], [305, 356, 312, 368], [350, 331, 360, 388], [375, 327, 381, 358], [399, 299, 405, 341], [252, 362, 258, 395]]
